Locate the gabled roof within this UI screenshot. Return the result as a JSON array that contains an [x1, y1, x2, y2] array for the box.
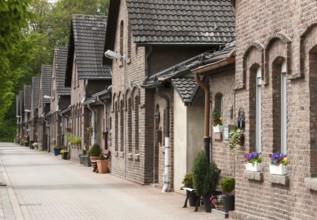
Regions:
[[32, 77, 40, 110], [104, 0, 235, 55], [171, 78, 197, 104], [54, 48, 71, 95], [65, 14, 111, 86], [23, 85, 32, 111], [41, 65, 52, 104]]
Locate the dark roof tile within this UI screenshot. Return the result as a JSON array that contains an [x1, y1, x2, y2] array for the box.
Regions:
[[54, 48, 71, 95], [126, 0, 235, 44], [171, 78, 198, 104]]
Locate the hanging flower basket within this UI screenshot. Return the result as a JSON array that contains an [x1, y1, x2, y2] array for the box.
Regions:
[[245, 162, 262, 172]]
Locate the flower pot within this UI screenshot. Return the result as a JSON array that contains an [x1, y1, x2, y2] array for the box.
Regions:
[[213, 125, 222, 133], [79, 155, 85, 164], [202, 193, 212, 213], [89, 156, 99, 162], [83, 155, 91, 167], [223, 195, 234, 212], [245, 162, 262, 172], [269, 164, 287, 175], [53, 148, 60, 156], [61, 152, 68, 160], [96, 160, 108, 173], [186, 190, 199, 207]]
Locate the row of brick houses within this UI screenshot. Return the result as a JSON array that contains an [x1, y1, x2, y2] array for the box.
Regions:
[[15, 0, 317, 219]]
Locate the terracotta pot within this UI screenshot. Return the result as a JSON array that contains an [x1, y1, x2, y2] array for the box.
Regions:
[[96, 160, 108, 173], [89, 156, 99, 162]]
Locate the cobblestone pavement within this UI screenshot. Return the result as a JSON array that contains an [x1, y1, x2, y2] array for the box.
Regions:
[[0, 143, 225, 220]]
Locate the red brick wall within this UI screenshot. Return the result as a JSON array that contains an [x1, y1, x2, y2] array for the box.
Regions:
[[234, 1, 317, 219]]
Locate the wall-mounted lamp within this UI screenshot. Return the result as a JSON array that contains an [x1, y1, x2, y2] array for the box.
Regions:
[[237, 107, 245, 130], [104, 50, 125, 61], [227, 105, 233, 119], [155, 111, 160, 124]]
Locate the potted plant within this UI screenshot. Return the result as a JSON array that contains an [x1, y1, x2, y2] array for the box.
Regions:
[[210, 194, 223, 209], [79, 147, 87, 164], [53, 145, 61, 156], [192, 151, 220, 212], [60, 149, 69, 160], [211, 108, 223, 132], [95, 153, 108, 173], [89, 143, 101, 162], [269, 151, 288, 175], [220, 177, 235, 212], [182, 172, 198, 207], [228, 125, 244, 150], [244, 151, 263, 171]]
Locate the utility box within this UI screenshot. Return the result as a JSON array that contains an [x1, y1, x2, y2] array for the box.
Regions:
[[223, 124, 235, 142]]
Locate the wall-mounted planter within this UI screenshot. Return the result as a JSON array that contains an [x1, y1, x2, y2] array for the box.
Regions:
[[245, 162, 262, 172], [127, 153, 133, 160], [133, 153, 140, 161], [213, 125, 222, 133], [269, 164, 287, 175]]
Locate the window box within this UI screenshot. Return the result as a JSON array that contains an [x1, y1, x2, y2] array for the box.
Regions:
[[245, 162, 262, 172], [269, 164, 287, 175], [213, 125, 222, 133]]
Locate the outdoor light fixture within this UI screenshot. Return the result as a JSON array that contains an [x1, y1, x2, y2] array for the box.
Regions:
[[104, 50, 125, 61], [227, 105, 233, 119], [155, 111, 160, 123]]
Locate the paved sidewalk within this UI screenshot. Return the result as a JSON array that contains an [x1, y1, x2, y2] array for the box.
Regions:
[[0, 143, 224, 220]]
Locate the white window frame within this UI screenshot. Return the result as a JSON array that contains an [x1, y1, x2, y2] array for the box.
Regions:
[[256, 67, 262, 152], [281, 61, 287, 154]]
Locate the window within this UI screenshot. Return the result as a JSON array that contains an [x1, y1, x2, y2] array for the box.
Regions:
[[280, 61, 287, 154], [128, 98, 132, 153], [134, 96, 139, 153], [127, 24, 132, 61], [272, 58, 287, 154], [120, 20, 124, 57], [120, 100, 124, 152], [256, 67, 262, 152], [215, 93, 223, 115]]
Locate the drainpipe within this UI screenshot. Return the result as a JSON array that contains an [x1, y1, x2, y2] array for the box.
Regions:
[[96, 95, 108, 149], [87, 103, 96, 144], [194, 73, 210, 162], [156, 85, 170, 193]]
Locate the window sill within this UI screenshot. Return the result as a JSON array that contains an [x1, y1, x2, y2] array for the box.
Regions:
[[114, 151, 118, 157], [133, 153, 140, 161], [268, 174, 289, 186], [304, 178, 317, 191], [244, 170, 263, 182], [119, 151, 124, 158], [127, 152, 133, 160]]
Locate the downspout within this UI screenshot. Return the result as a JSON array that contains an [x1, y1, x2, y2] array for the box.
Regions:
[[96, 95, 108, 149], [156, 84, 170, 193], [87, 103, 96, 144], [194, 72, 210, 162]]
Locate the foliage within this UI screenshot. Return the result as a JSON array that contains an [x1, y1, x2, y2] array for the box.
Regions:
[[82, 148, 87, 155], [182, 173, 193, 188], [244, 152, 263, 164], [98, 152, 105, 160], [211, 108, 222, 126], [210, 195, 223, 208], [66, 132, 81, 145], [89, 143, 101, 156], [270, 152, 288, 166], [228, 125, 243, 150], [220, 177, 235, 195], [192, 151, 220, 196], [53, 145, 61, 149]]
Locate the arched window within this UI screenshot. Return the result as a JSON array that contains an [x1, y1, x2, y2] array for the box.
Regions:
[[134, 96, 139, 153], [128, 98, 132, 153], [120, 20, 124, 57], [127, 24, 132, 60], [120, 100, 124, 152], [114, 102, 118, 152], [256, 67, 262, 152], [215, 93, 223, 115], [272, 58, 287, 154]]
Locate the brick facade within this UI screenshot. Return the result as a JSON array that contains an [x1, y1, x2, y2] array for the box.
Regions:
[[233, 1, 317, 219]]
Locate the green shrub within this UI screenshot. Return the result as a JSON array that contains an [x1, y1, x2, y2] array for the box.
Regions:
[[89, 143, 101, 156], [53, 145, 61, 149], [192, 151, 220, 196], [220, 177, 235, 195], [182, 173, 193, 188], [98, 152, 105, 160]]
